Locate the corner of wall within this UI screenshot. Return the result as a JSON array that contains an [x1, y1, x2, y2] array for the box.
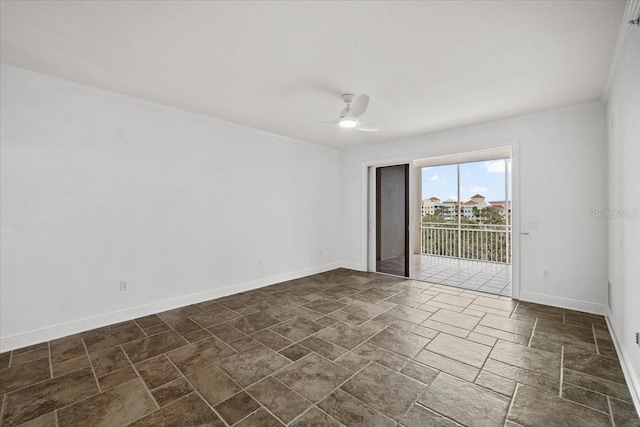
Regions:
[[606, 310, 640, 416]]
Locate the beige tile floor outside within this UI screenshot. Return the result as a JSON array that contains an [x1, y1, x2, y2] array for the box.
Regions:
[[0, 268, 638, 426], [414, 254, 512, 296]]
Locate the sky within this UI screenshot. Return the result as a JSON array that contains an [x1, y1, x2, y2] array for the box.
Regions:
[[421, 159, 512, 202]]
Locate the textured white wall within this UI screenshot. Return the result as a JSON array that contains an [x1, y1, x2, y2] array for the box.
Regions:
[[606, 22, 640, 406], [0, 67, 342, 349]]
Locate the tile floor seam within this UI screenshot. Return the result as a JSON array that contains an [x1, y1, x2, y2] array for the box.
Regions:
[[185, 317, 209, 332], [188, 331, 216, 345], [314, 360, 399, 426], [210, 323, 251, 344], [131, 390, 229, 427], [311, 306, 349, 320], [559, 345, 564, 397], [81, 336, 103, 393], [120, 344, 161, 410], [286, 405, 325, 426], [355, 300, 401, 323], [479, 356, 548, 392], [504, 381, 521, 425], [509, 300, 518, 317], [268, 373, 317, 407], [133, 319, 150, 338], [54, 408, 59, 427], [399, 348, 419, 372], [216, 347, 322, 406], [283, 358, 376, 426], [526, 317, 538, 347], [351, 331, 410, 363], [276, 341, 306, 358], [419, 317, 473, 338], [298, 336, 349, 359], [0, 361, 68, 401], [162, 352, 233, 427], [560, 391, 613, 416], [230, 398, 285, 427], [138, 326, 166, 339], [413, 397, 464, 426], [47, 341, 54, 379], [470, 316, 500, 384], [593, 323, 602, 356], [242, 373, 317, 425], [607, 395, 616, 427], [356, 306, 400, 330], [396, 372, 434, 424], [0, 393, 5, 425], [41, 368, 115, 421], [144, 315, 199, 361]]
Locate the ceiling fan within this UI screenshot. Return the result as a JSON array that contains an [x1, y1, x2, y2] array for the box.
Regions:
[[326, 94, 379, 132]]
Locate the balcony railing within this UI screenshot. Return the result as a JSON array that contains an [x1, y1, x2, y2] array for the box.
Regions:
[[420, 222, 511, 263]]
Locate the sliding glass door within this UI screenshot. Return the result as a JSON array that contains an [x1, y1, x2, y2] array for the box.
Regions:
[[417, 157, 512, 295]]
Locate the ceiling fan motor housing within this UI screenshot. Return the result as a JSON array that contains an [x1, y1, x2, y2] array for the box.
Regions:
[[341, 94, 355, 103]]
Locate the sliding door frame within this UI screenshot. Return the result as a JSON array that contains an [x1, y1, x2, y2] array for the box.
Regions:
[[367, 161, 414, 277], [361, 139, 521, 299], [374, 164, 410, 277]]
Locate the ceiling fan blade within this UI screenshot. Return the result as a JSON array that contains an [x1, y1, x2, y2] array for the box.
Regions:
[[356, 125, 379, 132], [350, 94, 369, 118], [322, 118, 340, 124]]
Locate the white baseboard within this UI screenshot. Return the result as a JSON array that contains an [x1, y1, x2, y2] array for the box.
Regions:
[[605, 310, 640, 417], [338, 262, 365, 271], [0, 262, 342, 352], [518, 291, 607, 315]]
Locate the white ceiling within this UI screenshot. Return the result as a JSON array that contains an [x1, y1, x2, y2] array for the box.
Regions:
[[0, 1, 626, 149]]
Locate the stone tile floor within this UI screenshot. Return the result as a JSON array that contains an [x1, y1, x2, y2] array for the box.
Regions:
[[0, 268, 638, 426], [414, 254, 512, 296]]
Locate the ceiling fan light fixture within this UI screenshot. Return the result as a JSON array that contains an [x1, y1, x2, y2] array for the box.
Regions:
[[338, 118, 357, 128]]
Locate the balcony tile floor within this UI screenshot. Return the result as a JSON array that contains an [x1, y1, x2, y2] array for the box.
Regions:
[[1, 268, 638, 426], [414, 254, 512, 296]]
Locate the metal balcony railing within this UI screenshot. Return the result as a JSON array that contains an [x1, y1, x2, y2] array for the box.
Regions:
[[420, 222, 511, 263]]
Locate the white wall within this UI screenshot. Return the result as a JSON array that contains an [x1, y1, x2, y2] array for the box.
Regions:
[[341, 102, 608, 312], [0, 66, 341, 350], [606, 18, 640, 408]]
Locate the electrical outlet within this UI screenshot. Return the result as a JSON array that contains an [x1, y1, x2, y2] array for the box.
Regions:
[[257, 259, 263, 267], [543, 270, 549, 278], [320, 249, 324, 256], [119, 281, 128, 291]]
